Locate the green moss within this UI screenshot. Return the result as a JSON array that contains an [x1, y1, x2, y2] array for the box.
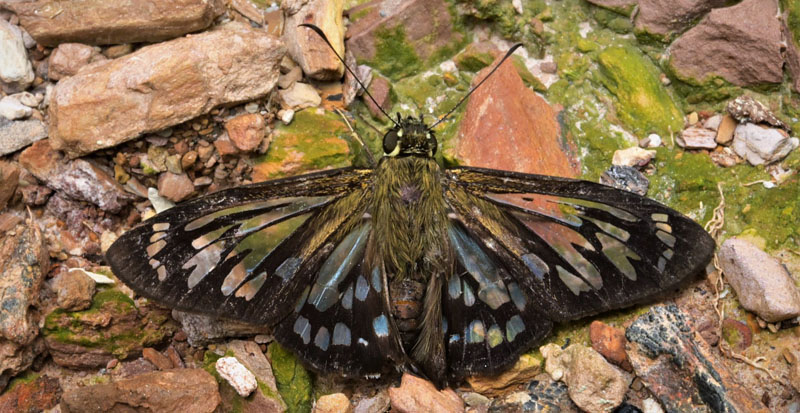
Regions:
[[596, 46, 684, 137], [267, 343, 312, 413], [785, 0, 800, 47], [511, 57, 547, 92], [453, 48, 495, 73], [365, 25, 422, 79], [591, 8, 633, 33], [253, 110, 352, 180], [42, 289, 173, 359], [3, 371, 40, 393]]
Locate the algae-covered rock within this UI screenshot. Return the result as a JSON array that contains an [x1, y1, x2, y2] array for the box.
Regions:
[[42, 288, 177, 368], [203, 346, 286, 413], [267, 342, 313, 413], [251, 109, 352, 182], [596, 46, 683, 137]]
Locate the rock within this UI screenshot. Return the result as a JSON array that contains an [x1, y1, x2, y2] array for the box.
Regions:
[[677, 127, 717, 149], [283, 0, 345, 80], [585, 0, 637, 16], [388, 373, 464, 413], [278, 64, 303, 89], [453, 41, 499, 73], [715, 114, 737, 145], [251, 110, 351, 181], [43, 288, 177, 368], [48, 43, 105, 81], [0, 118, 48, 155], [0, 19, 34, 93], [142, 347, 174, 370], [726, 95, 789, 130], [279, 108, 295, 124], [51, 268, 96, 311], [0, 96, 32, 120], [540, 343, 627, 413], [267, 342, 313, 413], [717, 238, 800, 322], [466, 354, 541, 397], [279, 82, 322, 110], [354, 391, 390, 413], [731, 123, 799, 166], [703, 114, 722, 131], [642, 398, 665, 413], [48, 23, 285, 158], [60, 369, 220, 413], [0, 161, 20, 211], [791, 352, 800, 394], [364, 75, 391, 119], [600, 165, 650, 196], [232, 0, 265, 25], [0, 375, 61, 412], [171, 310, 269, 346], [453, 53, 577, 178], [315, 393, 353, 413], [223, 340, 285, 410], [103, 44, 133, 59], [345, 0, 463, 80], [669, 0, 784, 87], [216, 356, 258, 397], [641, 133, 662, 148], [634, 0, 728, 40], [19, 140, 135, 212], [597, 46, 683, 137], [612, 146, 656, 168], [785, 11, 800, 94], [626, 305, 769, 412], [158, 172, 195, 202], [9, 0, 226, 47], [589, 321, 631, 371], [0, 218, 48, 390], [342, 50, 372, 107], [225, 113, 266, 152]]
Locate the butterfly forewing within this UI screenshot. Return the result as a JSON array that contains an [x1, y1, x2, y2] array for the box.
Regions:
[[106, 168, 373, 325], [443, 166, 715, 323]]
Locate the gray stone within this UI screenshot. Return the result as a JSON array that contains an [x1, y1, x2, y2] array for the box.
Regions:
[[540, 343, 627, 413], [726, 95, 789, 130], [669, 0, 784, 87], [0, 19, 34, 93], [171, 310, 269, 346], [600, 165, 649, 196], [718, 238, 800, 322], [0, 117, 48, 156], [732, 123, 799, 166]]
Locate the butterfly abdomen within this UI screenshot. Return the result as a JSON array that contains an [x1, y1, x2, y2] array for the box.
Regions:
[[389, 278, 425, 345]]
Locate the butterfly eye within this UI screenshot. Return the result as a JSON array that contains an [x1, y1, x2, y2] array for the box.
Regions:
[[383, 129, 401, 156], [427, 132, 437, 156]]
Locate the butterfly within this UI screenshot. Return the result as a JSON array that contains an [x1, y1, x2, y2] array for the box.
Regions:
[[106, 25, 715, 388]]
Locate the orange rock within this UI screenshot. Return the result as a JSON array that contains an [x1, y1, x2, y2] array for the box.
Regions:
[[388, 374, 464, 413], [589, 320, 632, 371], [225, 113, 265, 152]]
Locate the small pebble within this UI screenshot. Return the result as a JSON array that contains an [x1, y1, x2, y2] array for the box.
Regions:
[[216, 357, 258, 397]]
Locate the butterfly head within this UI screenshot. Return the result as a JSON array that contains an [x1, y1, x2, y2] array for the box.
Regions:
[[382, 115, 437, 158]]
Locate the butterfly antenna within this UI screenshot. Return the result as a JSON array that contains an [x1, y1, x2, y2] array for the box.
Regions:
[[428, 43, 524, 130], [299, 24, 400, 128]]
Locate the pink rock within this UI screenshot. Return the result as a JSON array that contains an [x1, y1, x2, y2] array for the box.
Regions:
[[669, 0, 784, 86], [388, 374, 464, 413], [635, 0, 728, 39], [157, 172, 194, 202], [225, 113, 265, 152], [678, 127, 717, 149], [48, 43, 105, 81]]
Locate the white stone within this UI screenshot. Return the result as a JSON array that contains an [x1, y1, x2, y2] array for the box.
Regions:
[[439, 60, 457, 73], [718, 238, 800, 322], [147, 187, 175, 213], [0, 19, 34, 92], [216, 356, 258, 397], [645, 133, 662, 148], [612, 147, 656, 168], [279, 108, 295, 124], [732, 123, 799, 165], [12, 91, 40, 108], [703, 114, 723, 131], [0, 96, 32, 120], [279, 82, 321, 109], [642, 398, 665, 413]]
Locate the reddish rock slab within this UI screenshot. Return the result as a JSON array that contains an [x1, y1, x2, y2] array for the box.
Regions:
[[19, 140, 134, 212], [48, 22, 285, 158], [784, 17, 800, 94], [634, 0, 728, 39], [669, 0, 783, 87], [60, 369, 220, 413], [345, 0, 462, 70], [625, 305, 769, 412], [225, 113, 266, 152], [0, 375, 61, 412], [8, 0, 225, 47], [283, 0, 344, 80], [589, 321, 631, 371], [365, 75, 391, 119], [142, 347, 174, 370], [452, 54, 578, 177]]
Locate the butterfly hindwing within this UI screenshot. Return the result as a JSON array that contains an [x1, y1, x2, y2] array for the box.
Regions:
[[443, 166, 715, 323], [106, 168, 372, 326]]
